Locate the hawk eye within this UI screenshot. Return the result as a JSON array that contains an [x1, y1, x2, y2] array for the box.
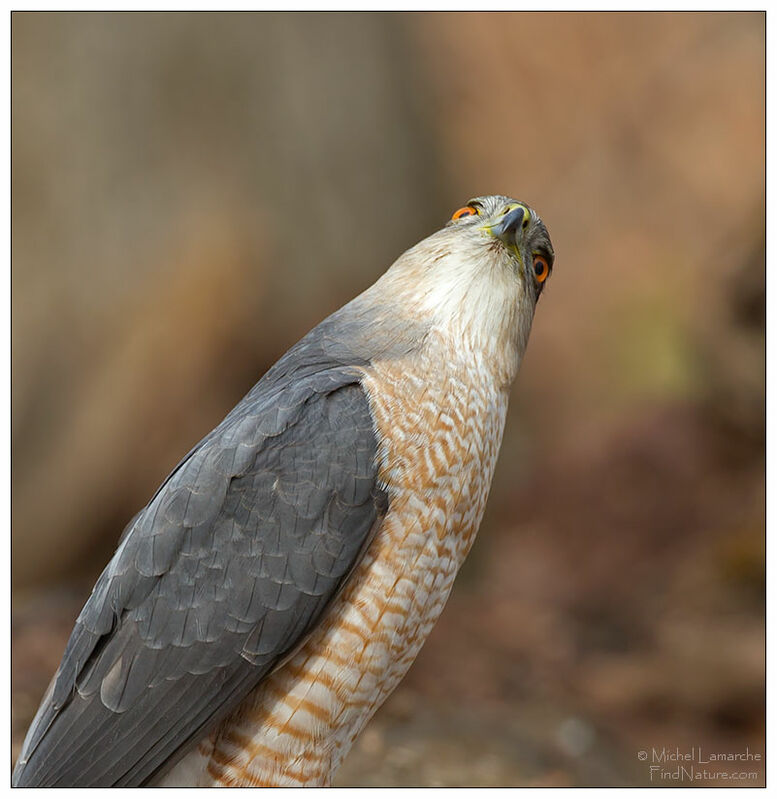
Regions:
[[451, 205, 478, 220], [533, 255, 550, 283]]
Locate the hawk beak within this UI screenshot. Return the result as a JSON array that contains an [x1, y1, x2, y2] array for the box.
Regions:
[[490, 206, 526, 245]]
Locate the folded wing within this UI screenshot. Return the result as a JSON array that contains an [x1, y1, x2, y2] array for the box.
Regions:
[[13, 360, 387, 787]]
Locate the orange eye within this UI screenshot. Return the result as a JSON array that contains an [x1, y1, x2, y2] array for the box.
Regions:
[[533, 255, 550, 283], [451, 206, 478, 220]]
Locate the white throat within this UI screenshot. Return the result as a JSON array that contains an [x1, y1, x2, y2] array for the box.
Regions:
[[375, 241, 535, 388]]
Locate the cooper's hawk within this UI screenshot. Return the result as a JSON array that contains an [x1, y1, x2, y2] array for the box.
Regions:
[[13, 195, 554, 787]]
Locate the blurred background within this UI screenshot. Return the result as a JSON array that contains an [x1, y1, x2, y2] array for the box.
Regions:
[[12, 11, 764, 786]]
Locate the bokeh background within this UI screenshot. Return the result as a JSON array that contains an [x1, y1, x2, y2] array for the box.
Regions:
[[12, 11, 764, 787]]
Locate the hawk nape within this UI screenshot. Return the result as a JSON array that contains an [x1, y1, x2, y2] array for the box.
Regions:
[[14, 195, 554, 787]]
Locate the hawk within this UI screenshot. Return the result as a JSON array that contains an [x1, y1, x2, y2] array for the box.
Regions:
[[13, 195, 554, 786]]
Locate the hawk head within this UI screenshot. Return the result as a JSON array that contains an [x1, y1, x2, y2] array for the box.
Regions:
[[447, 194, 554, 301], [370, 194, 554, 384]]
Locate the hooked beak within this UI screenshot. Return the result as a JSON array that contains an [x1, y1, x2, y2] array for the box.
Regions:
[[490, 205, 526, 246]]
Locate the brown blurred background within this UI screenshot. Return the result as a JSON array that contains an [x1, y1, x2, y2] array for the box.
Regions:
[[12, 11, 764, 786]]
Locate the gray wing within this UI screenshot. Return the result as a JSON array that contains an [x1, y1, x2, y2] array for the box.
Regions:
[[12, 359, 387, 787]]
